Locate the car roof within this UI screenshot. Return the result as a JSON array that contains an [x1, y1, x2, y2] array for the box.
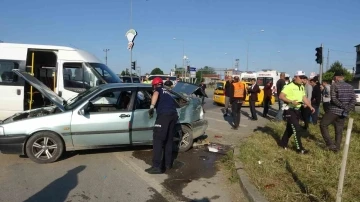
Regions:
[[98, 83, 151, 89]]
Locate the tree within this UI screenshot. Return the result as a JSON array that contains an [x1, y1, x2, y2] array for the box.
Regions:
[[322, 61, 353, 82], [150, 67, 164, 75], [120, 68, 130, 76], [196, 66, 216, 82]]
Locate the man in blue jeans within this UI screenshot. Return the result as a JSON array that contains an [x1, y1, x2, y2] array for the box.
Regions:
[[275, 73, 286, 121]]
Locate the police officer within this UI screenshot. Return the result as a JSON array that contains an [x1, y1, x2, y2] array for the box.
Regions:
[[279, 71, 315, 154], [229, 76, 246, 130], [145, 77, 179, 174]]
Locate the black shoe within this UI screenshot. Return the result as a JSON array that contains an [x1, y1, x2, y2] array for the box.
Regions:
[[231, 127, 238, 130], [165, 165, 172, 170], [296, 149, 309, 154], [145, 167, 163, 174]]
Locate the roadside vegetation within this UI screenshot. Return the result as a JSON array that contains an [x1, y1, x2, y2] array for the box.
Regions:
[[237, 112, 360, 202]]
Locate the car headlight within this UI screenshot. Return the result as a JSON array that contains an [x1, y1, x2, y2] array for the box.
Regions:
[[199, 106, 204, 119], [0, 127, 4, 136]]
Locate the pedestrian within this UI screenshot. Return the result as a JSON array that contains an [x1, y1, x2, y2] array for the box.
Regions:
[[262, 81, 273, 117], [145, 77, 179, 174], [309, 78, 321, 124], [199, 81, 208, 106], [229, 76, 246, 130], [321, 80, 331, 113], [223, 76, 233, 116], [143, 76, 151, 84], [164, 77, 173, 88], [275, 73, 286, 121], [247, 78, 260, 120], [319, 72, 356, 152], [279, 71, 315, 154], [300, 76, 312, 130]]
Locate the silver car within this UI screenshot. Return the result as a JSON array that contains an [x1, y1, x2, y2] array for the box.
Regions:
[[0, 70, 208, 164]]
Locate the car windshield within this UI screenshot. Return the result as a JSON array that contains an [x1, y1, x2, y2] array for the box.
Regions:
[[216, 82, 224, 89], [64, 86, 101, 110], [89, 63, 122, 83], [257, 77, 273, 86]]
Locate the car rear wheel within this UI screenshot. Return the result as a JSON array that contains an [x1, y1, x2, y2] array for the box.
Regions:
[[179, 125, 193, 152], [25, 131, 64, 164]]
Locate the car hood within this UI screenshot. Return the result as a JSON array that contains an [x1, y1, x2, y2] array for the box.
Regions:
[[12, 69, 66, 112], [172, 82, 206, 97]]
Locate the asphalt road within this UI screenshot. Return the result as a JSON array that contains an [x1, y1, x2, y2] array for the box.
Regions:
[[0, 92, 274, 202]]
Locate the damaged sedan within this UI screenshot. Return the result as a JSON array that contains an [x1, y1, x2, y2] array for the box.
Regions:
[[0, 70, 208, 164]]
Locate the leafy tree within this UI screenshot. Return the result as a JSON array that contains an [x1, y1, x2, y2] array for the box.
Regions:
[[322, 61, 353, 82], [120, 68, 130, 76], [196, 66, 216, 82], [150, 67, 164, 75]]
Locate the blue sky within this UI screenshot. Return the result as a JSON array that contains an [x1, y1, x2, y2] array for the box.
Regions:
[[1, 0, 359, 76]]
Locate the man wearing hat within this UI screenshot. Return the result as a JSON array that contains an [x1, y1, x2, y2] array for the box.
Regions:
[[319, 71, 356, 152], [279, 71, 315, 154]]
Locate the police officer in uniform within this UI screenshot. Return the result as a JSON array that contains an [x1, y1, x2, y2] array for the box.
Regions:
[[279, 71, 315, 154], [145, 77, 179, 174], [229, 76, 246, 130]]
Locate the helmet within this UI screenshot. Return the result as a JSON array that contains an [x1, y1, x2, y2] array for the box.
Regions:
[[151, 77, 163, 86]]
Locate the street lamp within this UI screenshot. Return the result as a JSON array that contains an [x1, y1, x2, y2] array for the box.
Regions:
[[173, 37, 185, 80], [246, 29, 265, 71]]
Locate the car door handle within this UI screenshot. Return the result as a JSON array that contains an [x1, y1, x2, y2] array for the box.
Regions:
[[17, 89, 21, 95], [119, 114, 130, 118]]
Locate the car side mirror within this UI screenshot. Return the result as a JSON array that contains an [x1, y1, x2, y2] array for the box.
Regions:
[[78, 108, 85, 116], [78, 102, 91, 115]]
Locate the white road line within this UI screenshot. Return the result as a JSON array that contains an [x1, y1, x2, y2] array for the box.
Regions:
[[205, 117, 248, 127], [114, 153, 181, 202]]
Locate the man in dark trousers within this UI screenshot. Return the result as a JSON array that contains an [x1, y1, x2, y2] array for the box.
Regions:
[[320, 72, 356, 152], [224, 76, 233, 116], [229, 76, 246, 130], [146, 77, 179, 174], [275, 73, 286, 121], [247, 78, 260, 120], [310, 78, 321, 124]]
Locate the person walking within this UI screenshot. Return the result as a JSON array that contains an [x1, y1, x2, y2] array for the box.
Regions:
[[247, 78, 260, 120], [300, 76, 312, 130], [275, 73, 286, 121], [262, 81, 273, 117], [223, 76, 233, 116], [320, 72, 356, 152], [229, 76, 246, 130], [279, 71, 315, 154], [309, 78, 321, 124], [321, 80, 331, 113], [145, 77, 179, 174]]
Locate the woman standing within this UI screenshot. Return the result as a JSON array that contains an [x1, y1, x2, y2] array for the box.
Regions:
[[263, 81, 273, 117]]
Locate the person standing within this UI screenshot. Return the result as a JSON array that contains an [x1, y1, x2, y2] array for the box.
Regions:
[[229, 76, 246, 130], [320, 72, 356, 152], [146, 77, 179, 174], [275, 73, 286, 121], [279, 71, 315, 154], [262, 81, 273, 117], [300, 76, 312, 130], [309, 78, 321, 124], [247, 78, 260, 120], [223, 76, 233, 116], [199, 81, 208, 105], [164, 77, 173, 88], [321, 80, 331, 113]]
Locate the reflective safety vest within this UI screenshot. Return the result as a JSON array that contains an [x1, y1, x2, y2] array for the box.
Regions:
[[233, 82, 245, 98]]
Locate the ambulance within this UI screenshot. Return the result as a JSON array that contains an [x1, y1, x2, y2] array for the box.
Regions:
[[240, 71, 257, 82], [256, 69, 290, 90], [0, 43, 122, 120]]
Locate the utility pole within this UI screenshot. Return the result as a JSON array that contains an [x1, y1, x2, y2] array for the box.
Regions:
[[103, 49, 110, 65], [130, 0, 133, 76], [320, 43, 324, 83], [326, 49, 330, 71]]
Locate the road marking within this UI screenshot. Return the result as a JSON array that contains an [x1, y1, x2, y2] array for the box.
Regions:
[[205, 117, 248, 127], [114, 153, 181, 202]]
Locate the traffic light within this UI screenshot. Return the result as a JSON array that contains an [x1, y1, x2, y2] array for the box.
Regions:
[[187, 66, 190, 72], [131, 61, 136, 70], [315, 47, 323, 64]]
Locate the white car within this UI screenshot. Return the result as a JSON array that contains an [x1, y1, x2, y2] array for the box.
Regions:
[[355, 89, 360, 105]]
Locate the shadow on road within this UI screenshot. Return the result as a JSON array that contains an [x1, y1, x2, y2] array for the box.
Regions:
[[24, 165, 86, 202], [190, 197, 210, 202]]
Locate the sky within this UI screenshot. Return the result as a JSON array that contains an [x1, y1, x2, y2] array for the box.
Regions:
[[1, 0, 359, 77]]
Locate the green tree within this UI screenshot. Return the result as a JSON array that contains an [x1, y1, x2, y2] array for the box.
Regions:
[[322, 61, 353, 82], [120, 68, 130, 76], [196, 66, 216, 82], [150, 67, 164, 75]]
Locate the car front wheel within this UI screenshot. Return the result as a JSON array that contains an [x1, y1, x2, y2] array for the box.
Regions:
[[179, 125, 193, 152], [25, 131, 64, 164]]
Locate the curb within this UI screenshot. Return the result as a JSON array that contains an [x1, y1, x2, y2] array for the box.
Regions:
[[233, 148, 269, 202]]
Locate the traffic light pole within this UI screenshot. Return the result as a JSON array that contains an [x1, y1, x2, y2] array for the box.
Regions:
[[319, 43, 323, 83]]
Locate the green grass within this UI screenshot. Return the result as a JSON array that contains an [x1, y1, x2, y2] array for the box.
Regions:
[[237, 112, 360, 202], [220, 151, 240, 184]]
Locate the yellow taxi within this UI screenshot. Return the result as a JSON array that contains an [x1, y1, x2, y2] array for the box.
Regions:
[[213, 81, 275, 107]]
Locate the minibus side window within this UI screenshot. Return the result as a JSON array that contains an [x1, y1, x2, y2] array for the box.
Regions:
[[63, 62, 94, 92], [0, 60, 19, 85]]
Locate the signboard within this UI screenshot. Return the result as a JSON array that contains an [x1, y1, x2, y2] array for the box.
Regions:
[[189, 67, 196, 78]]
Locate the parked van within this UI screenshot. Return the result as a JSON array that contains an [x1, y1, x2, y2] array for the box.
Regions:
[[0, 43, 121, 120], [256, 69, 290, 90], [240, 71, 257, 82]]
